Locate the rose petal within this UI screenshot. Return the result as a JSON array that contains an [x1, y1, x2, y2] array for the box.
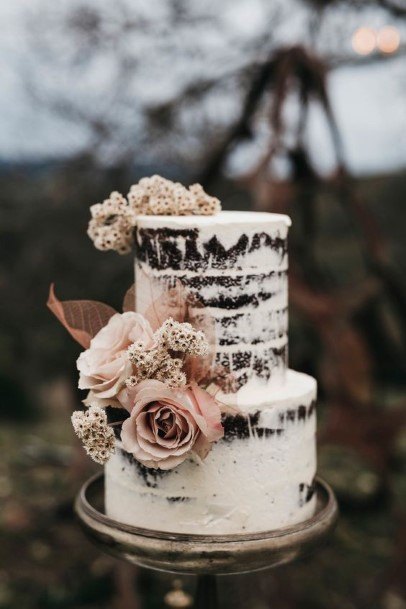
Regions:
[[83, 390, 122, 409], [187, 383, 224, 442], [142, 453, 190, 470], [136, 412, 157, 443]]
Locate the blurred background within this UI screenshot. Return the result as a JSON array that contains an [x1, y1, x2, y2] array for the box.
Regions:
[[1, 0, 406, 607]]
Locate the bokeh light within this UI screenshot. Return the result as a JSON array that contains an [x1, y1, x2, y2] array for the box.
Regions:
[[352, 27, 376, 56], [377, 26, 400, 54]]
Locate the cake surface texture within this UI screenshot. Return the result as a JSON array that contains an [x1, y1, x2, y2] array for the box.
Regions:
[[105, 211, 318, 533]]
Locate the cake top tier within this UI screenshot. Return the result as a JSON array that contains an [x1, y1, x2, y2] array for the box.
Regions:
[[136, 210, 291, 228], [135, 207, 291, 403]]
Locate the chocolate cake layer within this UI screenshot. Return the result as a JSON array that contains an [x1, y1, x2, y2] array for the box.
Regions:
[[134, 212, 290, 398], [136, 228, 288, 272]]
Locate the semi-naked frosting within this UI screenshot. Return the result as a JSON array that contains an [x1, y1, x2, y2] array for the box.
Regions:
[[105, 211, 317, 533], [134, 212, 290, 402]]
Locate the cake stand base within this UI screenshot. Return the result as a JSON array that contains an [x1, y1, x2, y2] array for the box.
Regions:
[[75, 473, 338, 607]]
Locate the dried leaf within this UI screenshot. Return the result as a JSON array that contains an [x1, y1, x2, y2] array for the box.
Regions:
[[136, 271, 187, 330], [47, 284, 117, 348], [184, 291, 216, 384], [122, 284, 136, 312]]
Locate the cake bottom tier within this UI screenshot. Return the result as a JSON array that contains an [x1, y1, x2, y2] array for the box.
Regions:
[[105, 370, 317, 534]]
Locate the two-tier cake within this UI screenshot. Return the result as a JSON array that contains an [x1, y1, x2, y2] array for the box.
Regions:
[[49, 176, 317, 535]]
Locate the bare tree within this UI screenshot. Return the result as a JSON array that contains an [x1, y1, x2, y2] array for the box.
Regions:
[[20, 0, 405, 169]]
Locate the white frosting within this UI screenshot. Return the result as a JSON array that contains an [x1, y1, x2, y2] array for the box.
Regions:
[[103, 210, 318, 534], [105, 370, 317, 534], [136, 211, 291, 229], [235, 369, 317, 411]]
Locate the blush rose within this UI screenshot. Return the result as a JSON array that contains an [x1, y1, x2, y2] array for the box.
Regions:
[[77, 312, 154, 406], [118, 380, 224, 469]]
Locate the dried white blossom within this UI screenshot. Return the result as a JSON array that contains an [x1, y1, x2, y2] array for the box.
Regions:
[[127, 342, 167, 378], [158, 356, 184, 372], [87, 191, 135, 255], [156, 317, 210, 356], [71, 406, 115, 465], [127, 175, 221, 218], [153, 354, 187, 388], [125, 317, 209, 388], [189, 183, 221, 216], [125, 375, 139, 388], [155, 368, 187, 388]]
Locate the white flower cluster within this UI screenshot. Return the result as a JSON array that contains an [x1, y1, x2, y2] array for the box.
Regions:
[[188, 183, 221, 216], [71, 406, 115, 464], [126, 317, 209, 388], [87, 176, 221, 254], [87, 191, 135, 255], [127, 342, 170, 381], [128, 175, 221, 217], [156, 318, 209, 357]]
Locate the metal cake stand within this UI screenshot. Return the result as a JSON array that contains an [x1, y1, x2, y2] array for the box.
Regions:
[[75, 473, 338, 607]]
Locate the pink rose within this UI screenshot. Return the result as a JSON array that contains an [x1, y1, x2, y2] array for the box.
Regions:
[[118, 380, 224, 469], [77, 312, 154, 406]]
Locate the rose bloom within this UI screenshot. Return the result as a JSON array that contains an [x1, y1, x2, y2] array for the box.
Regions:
[[77, 312, 154, 406], [118, 380, 224, 469]]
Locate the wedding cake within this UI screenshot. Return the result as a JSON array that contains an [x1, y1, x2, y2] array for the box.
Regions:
[[49, 176, 317, 535]]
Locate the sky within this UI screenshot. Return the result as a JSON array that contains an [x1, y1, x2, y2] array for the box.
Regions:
[[0, 0, 405, 176]]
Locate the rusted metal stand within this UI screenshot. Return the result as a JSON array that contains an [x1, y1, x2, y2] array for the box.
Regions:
[[75, 473, 338, 608]]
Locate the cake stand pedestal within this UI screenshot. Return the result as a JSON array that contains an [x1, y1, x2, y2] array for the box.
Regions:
[[75, 473, 338, 608]]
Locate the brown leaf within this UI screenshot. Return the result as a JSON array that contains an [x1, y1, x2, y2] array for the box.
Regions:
[[122, 284, 136, 312], [184, 292, 216, 384], [47, 284, 117, 348], [136, 271, 184, 330]]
